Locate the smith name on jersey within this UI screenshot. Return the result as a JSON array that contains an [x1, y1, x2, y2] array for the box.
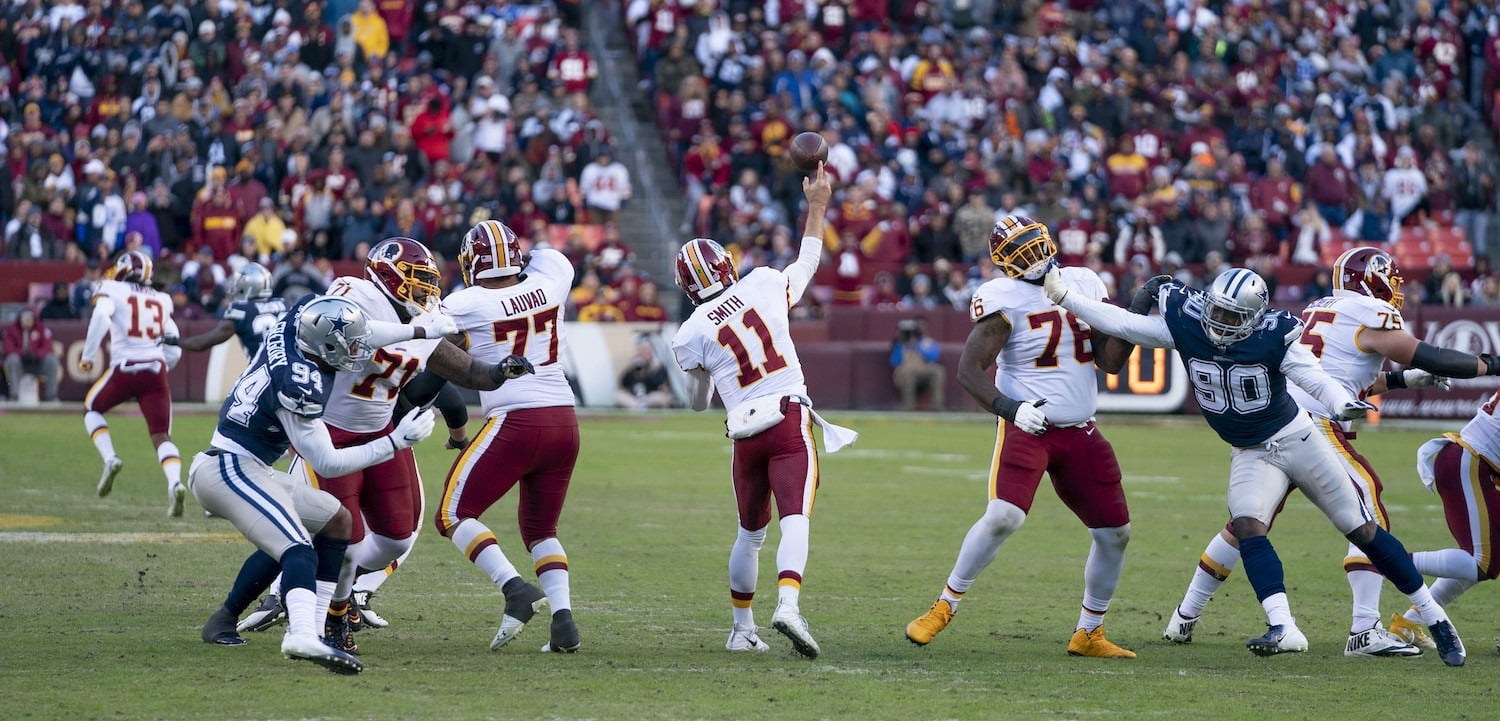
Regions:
[[970, 266, 1107, 426], [323, 276, 440, 433], [1159, 282, 1304, 447], [672, 267, 806, 415], [210, 296, 333, 465], [1288, 293, 1405, 418], [222, 297, 288, 358]]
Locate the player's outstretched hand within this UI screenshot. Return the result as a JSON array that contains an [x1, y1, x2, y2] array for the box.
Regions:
[[489, 354, 536, 384], [78, 359, 94, 373], [1042, 266, 1069, 305], [413, 310, 459, 339], [1403, 369, 1452, 391], [392, 407, 436, 449], [1128, 275, 1174, 315], [1336, 399, 1378, 421], [803, 162, 832, 207], [159, 333, 180, 346]]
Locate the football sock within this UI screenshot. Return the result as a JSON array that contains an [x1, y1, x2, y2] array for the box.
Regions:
[[776, 514, 810, 607], [1411, 548, 1482, 581], [266, 575, 282, 599], [157, 441, 181, 489], [945, 500, 1026, 608], [353, 532, 414, 577], [1238, 535, 1286, 602], [322, 537, 357, 601], [1179, 532, 1239, 618], [730, 526, 767, 627], [531, 537, 571, 612], [1356, 528, 1426, 593], [224, 550, 281, 615], [1402, 578, 1478, 624], [451, 520, 519, 587], [1261, 592, 1294, 628], [353, 560, 400, 595], [280, 544, 318, 637], [1345, 567, 1384, 633], [85, 411, 115, 461], [1079, 525, 1129, 631]]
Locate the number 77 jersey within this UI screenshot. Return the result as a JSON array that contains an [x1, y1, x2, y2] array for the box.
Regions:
[[672, 267, 805, 414], [443, 248, 576, 415]]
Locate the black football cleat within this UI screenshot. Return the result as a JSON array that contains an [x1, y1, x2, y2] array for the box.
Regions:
[[1428, 620, 1466, 667], [201, 606, 246, 646], [542, 609, 581, 653]]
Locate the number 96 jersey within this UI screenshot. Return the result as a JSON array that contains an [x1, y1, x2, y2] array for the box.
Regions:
[[970, 267, 1107, 426], [672, 267, 805, 415], [322, 276, 442, 433], [1288, 293, 1405, 420]]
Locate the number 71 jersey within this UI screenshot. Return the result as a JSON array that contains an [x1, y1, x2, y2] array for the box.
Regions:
[[672, 267, 805, 415], [322, 276, 441, 433], [443, 248, 576, 415]]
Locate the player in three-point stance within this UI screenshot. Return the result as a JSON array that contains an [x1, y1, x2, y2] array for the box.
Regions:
[[80, 250, 186, 516], [1046, 264, 1468, 666], [904, 215, 1142, 658], [1160, 247, 1500, 657], [438, 219, 582, 653], [191, 295, 443, 673], [162, 263, 286, 360], [672, 164, 857, 659]]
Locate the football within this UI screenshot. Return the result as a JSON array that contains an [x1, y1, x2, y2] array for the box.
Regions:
[[788, 132, 829, 173]]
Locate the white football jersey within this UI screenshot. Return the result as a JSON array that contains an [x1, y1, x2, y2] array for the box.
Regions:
[[320, 276, 442, 433], [1459, 390, 1500, 464], [92, 279, 179, 367], [443, 248, 576, 415], [970, 267, 1106, 426], [1288, 293, 1405, 420], [672, 267, 806, 415]]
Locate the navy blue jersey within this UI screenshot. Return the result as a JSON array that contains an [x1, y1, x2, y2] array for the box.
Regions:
[[213, 297, 334, 465], [221, 297, 287, 358], [1159, 283, 1304, 447]]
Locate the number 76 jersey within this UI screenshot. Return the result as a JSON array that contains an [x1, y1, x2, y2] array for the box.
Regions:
[[672, 267, 806, 415], [443, 248, 576, 416]]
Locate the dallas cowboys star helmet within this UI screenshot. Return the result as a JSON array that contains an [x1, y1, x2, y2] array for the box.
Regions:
[[1202, 268, 1270, 345], [295, 296, 374, 372]]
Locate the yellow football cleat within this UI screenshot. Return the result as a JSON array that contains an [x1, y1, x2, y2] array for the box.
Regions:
[[905, 599, 955, 646], [1388, 612, 1437, 650], [1068, 627, 1137, 658]]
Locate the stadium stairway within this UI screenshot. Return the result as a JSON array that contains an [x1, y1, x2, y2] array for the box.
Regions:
[[585, 6, 683, 286]]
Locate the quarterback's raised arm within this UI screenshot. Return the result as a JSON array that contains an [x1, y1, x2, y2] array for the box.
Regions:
[[81, 295, 114, 366], [1281, 340, 1358, 413], [1044, 269, 1174, 349], [786, 164, 833, 305]]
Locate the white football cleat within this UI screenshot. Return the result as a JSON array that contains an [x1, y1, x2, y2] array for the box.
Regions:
[[98, 457, 123, 497], [1344, 626, 1422, 658], [168, 483, 186, 517], [1247, 623, 1308, 656], [1163, 607, 1198, 644], [281, 632, 362, 674], [726, 625, 771, 652], [353, 590, 389, 629], [771, 604, 820, 659], [490, 579, 547, 650]]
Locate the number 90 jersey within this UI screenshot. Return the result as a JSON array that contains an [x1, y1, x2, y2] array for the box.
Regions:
[[322, 276, 442, 433], [672, 267, 805, 415], [970, 267, 1106, 426], [1288, 293, 1405, 420], [211, 295, 335, 465], [443, 248, 576, 416], [94, 279, 178, 366]]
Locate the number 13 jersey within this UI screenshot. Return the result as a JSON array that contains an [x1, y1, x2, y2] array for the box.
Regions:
[[672, 267, 806, 415], [443, 248, 576, 416], [94, 278, 178, 367], [970, 267, 1107, 426]]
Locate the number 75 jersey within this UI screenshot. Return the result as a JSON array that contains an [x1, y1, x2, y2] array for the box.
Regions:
[[672, 267, 806, 415], [443, 248, 576, 416], [970, 267, 1107, 426]]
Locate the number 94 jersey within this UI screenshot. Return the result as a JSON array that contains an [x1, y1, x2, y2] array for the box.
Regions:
[[443, 248, 576, 416], [323, 276, 442, 433], [1288, 294, 1405, 419], [970, 267, 1107, 426], [672, 267, 805, 415]]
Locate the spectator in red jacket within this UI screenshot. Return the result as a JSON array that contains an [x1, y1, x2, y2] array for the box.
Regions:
[[1305, 145, 1358, 226], [410, 96, 454, 164], [3, 309, 59, 402]]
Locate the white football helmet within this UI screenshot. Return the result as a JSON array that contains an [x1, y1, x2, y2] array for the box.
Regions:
[[1202, 268, 1269, 345]]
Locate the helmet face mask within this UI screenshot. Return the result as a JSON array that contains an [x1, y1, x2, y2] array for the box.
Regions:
[[295, 296, 373, 373], [366, 238, 442, 318], [675, 238, 738, 304], [1333, 246, 1404, 309], [231, 263, 273, 301], [989, 217, 1057, 280], [1202, 269, 1269, 345], [460, 220, 525, 286]]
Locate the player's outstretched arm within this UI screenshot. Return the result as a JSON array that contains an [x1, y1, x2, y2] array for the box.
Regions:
[[1043, 269, 1174, 349], [1360, 327, 1500, 379], [786, 163, 833, 305], [279, 409, 419, 477], [425, 339, 533, 391], [165, 320, 235, 352], [79, 296, 114, 370], [1281, 341, 1368, 419]]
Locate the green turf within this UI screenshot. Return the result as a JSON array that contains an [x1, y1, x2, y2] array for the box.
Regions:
[[0, 409, 1491, 721]]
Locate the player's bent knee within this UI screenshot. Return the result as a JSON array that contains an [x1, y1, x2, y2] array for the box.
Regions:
[[1343, 521, 1378, 546], [1230, 517, 1268, 539], [980, 500, 1027, 537], [1091, 524, 1130, 548], [323, 507, 353, 540]]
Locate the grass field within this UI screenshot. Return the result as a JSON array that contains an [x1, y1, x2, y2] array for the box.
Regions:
[[0, 407, 1493, 721]]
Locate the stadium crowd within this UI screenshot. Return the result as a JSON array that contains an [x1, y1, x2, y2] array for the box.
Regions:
[[636, 0, 1500, 311], [0, 0, 670, 323]]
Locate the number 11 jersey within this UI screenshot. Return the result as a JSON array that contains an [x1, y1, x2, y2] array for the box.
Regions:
[[672, 267, 806, 415]]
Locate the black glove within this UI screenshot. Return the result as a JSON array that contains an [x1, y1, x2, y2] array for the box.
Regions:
[[1128, 275, 1173, 315], [489, 354, 536, 384], [1483, 354, 1500, 376], [159, 333, 180, 346], [446, 436, 471, 451]]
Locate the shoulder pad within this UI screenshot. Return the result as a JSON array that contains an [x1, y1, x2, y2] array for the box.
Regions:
[[1335, 294, 1406, 331], [970, 277, 1025, 323], [1058, 266, 1107, 303], [222, 303, 247, 320]]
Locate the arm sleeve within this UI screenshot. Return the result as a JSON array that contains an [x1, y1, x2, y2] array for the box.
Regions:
[[367, 319, 418, 348], [161, 312, 182, 368], [431, 383, 468, 430], [82, 296, 115, 362], [687, 367, 713, 412], [1057, 292, 1175, 348], [1281, 341, 1356, 413], [783, 235, 823, 306], [278, 408, 397, 478]]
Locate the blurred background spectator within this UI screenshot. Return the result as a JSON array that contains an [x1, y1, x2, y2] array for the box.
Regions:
[[3, 309, 59, 402]]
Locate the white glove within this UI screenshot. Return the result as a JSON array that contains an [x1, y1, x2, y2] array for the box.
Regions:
[[1013, 400, 1050, 435], [1042, 266, 1069, 305], [413, 310, 458, 339], [1403, 369, 1452, 391], [1336, 400, 1378, 421], [391, 408, 436, 449]]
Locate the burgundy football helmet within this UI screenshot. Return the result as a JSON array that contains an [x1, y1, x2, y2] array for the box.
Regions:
[[1333, 246, 1405, 309], [366, 237, 442, 318], [459, 219, 525, 286], [114, 249, 154, 285], [989, 215, 1057, 280], [675, 238, 738, 304]]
